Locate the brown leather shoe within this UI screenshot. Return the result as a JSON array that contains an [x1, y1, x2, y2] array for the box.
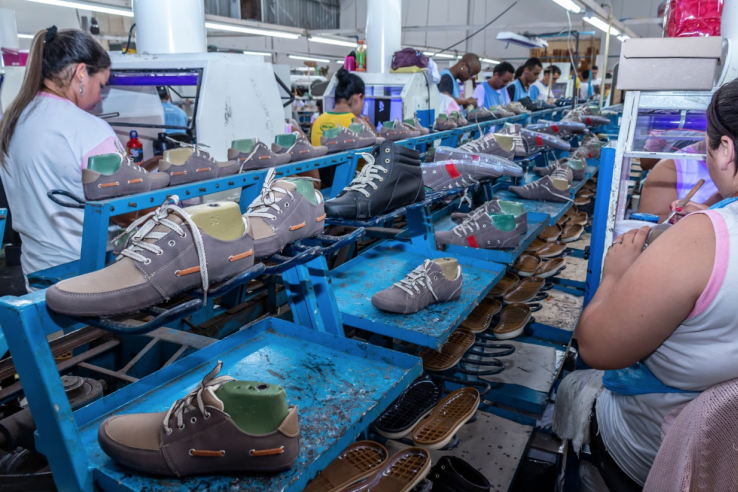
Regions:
[[98, 362, 300, 477]]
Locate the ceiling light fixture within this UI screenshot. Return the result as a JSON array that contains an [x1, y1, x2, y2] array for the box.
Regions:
[[551, 0, 582, 14], [423, 51, 455, 59], [335, 59, 345, 64], [23, 0, 133, 17], [583, 15, 620, 36], [496, 32, 548, 49], [205, 21, 300, 39], [480, 57, 501, 64], [17, 33, 35, 39], [617, 34, 630, 42], [289, 54, 330, 63], [309, 36, 357, 48], [243, 50, 271, 56]]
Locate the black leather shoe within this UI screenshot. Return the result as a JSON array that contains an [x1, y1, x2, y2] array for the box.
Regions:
[[325, 141, 424, 219], [429, 456, 490, 492]]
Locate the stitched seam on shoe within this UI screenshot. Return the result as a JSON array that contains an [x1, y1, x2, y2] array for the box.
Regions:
[[166, 418, 230, 447]]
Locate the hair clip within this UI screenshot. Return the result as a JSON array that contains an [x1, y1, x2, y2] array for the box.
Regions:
[[45, 25, 58, 43]]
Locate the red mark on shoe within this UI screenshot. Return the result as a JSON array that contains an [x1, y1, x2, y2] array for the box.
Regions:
[[551, 124, 559, 133], [471, 155, 480, 162], [445, 163, 461, 179], [535, 135, 544, 147], [586, 117, 592, 126], [467, 235, 479, 248]]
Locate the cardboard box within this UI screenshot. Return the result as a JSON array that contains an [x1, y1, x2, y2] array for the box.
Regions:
[[617, 37, 722, 91]]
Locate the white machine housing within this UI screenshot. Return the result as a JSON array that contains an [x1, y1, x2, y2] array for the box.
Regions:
[[322, 71, 439, 125], [95, 52, 286, 161]]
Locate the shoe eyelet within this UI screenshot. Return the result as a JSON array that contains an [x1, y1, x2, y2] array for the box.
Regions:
[[180, 232, 187, 239], [189, 449, 195, 456], [285, 202, 289, 207], [204, 412, 211, 419], [144, 258, 152, 265], [385, 158, 390, 164], [166, 427, 172, 435], [178, 424, 185, 430], [191, 417, 197, 424], [383, 169, 388, 174], [156, 250, 163, 255], [169, 240, 176, 247], [385, 148, 390, 153], [441, 465, 446, 470]]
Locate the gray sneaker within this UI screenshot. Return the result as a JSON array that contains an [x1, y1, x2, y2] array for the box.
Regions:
[[489, 105, 515, 118], [422, 160, 502, 191], [243, 169, 325, 258], [371, 259, 463, 314], [448, 111, 467, 127], [434, 114, 457, 131], [405, 116, 431, 135], [273, 132, 328, 162], [451, 200, 527, 235], [227, 139, 292, 172], [321, 125, 376, 152], [436, 211, 520, 249], [500, 124, 570, 155], [506, 102, 530, 115], [352, 121, 384, 144], [160, 145, 240, 186], [509, 175, 571, 203], [568, 158, 586, 180], [83, 153, 170, 201], [527, 120, 588, 136], [467, 107, 494, 122], [46, 199, 254, 317], [455, 132, 515, 160], [380, 119, 421, 141]]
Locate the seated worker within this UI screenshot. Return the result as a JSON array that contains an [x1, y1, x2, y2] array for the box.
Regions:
[[472, 61, 514, 108], [638, 139, 720, 222], [531, 65, 561, 103], [506, 57, 542, 102], [577, 79, 738, 490], [158, 86, 188, 134], [437, 53, 481, 108]]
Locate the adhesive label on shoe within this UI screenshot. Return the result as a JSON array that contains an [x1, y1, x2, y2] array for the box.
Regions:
[[471, 155, 480, 162], [466, 235, 479, 248], [445, 163, 461, 179], [535, 135, 543, 147], [551, 124, 559, 133], [586, 117, 592, 126]]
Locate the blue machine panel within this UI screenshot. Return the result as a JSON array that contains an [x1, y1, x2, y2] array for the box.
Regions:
[[331, 241, 505, 349], [74, 317, 421, 492]]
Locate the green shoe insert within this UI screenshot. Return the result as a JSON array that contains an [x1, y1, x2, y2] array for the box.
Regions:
[[231, 138, 257, 153], [496, 200, 525, 217], [348, 123, 366, 134], [568, 159, 585, 170], [382, 120, 398, 130], [215, 380, 289, 435], [450, 111, 461, 119], [275, 133, 297, 148], [322, 127, 341, 139], [287, 178, 319, 205], [87, 153, 122, 175], [185, 202, 245, 240], [404, 118, 416, 126], [437, 113, 449, 121], [489, 214, 516, 232]]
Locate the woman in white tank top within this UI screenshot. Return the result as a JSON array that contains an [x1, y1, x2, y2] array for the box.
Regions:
[[578, 79, 738, 489]]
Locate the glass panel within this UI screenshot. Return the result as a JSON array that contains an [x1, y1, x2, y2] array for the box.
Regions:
[[631, 109, 707, 156]]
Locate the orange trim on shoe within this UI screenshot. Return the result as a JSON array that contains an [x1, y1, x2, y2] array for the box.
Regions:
[[249, 446, 285, 457], [229, 250, 254, 262], [316, 214, 326, 222], [98, 182, 119, 188], [171, 171, 187, 176], [127, 178, 143, 184], [289, 222, 306, 231], [259, 156, 272, 160], [189, 449, 225, 458], [196, 167, 212, 173], [175, 266, 201, 276]]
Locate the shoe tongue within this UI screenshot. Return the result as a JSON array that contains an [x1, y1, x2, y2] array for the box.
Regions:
[[424, 259, 443, 274], [201, 386, 225, 411]]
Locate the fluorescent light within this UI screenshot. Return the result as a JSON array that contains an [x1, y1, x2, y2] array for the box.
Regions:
[[617, 34, 630, 42], [551, 0, 582, 14], [205, 21, 300, 39], [584, 15, 621, 36], [23, 0, 133, 17], [480, 57, 501, 64], [309, 36, 357, 48], [289, 54, 330, 63], [243, 50, 270, 56], [423, 51, 455, 59], [17, 33, 35, 39], [335, 59, 345, 64]]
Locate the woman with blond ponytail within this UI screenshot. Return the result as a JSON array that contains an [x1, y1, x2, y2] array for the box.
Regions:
[[0, 26, 117, 290]]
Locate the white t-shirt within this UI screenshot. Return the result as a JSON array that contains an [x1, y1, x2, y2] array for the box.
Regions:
[[531, 80, 551, 101], [0, 93, 121, 288]]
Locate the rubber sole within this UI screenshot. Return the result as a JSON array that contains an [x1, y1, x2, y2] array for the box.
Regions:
[[411, 388, 480, 450]]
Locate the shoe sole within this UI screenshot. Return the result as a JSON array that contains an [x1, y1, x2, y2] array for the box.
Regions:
[[351, 448, 431, 492], [375, 410, 433, 440], [420, 329, 476, 372], [562, 231, 583, 243], [493, 304, 532, 340], [411, 388, 480, 450], [534, 260, 566, 279], [460, 298, 502, 334], [304, 441, 389, 492]]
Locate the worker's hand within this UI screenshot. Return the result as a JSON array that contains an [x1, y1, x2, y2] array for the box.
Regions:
[[602, 226, 650, 281], [463, 98, 478, 108], [668, 200, 707, 223]]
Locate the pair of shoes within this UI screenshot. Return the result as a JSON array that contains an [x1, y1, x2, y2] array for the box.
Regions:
[[534, 158, 585, 181], [450, 111, 468, 127], [97, 362, 299, 477], [322, 123, 377, 153], [305, 441, 432, 492], [506, 101, 530, 115], [499, 123, 571, 156], [434, 113, 457, 131], [432, 146, 522, 178], [488, 105, 516, 118], [381, 119, 422, 141], [437, 200, 527, 250], [509, 175, 571, 203], [405, 116, 431, 135], [325, 141, 425, 220], [230, 132, 329, 170], [371, 258, 462, 314], [562, 105, 610, 127], [513, 253, 566, 278], [48, 171, 325, 317]]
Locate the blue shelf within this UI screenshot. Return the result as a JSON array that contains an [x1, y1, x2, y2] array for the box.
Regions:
[[494, 190, 571, 225], [434, 212, 548, 265], [331, 241, 505, 349], [75, 317, 421, 492]]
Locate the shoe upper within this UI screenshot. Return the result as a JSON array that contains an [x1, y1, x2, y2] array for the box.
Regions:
[[274, 132, 328, 162], [380, 119, 420, 141], [325, 141, 425, 219], [159, 146, 239, 186], [434, 114, 457, 130], [243, 169, 325, 258], [371, 259, 463, 314], [451, 200, 528, 235], [422, 160, 502, 191], [429, 456, 491, 492], [83, 153, 170, 201], [227, 139, 292, 171], [321, 125, 375, 152], [46, 199, 254, 317], [509, 175, 571, 203], [436, 211, 520, 249], [458, 133, 515, 160]]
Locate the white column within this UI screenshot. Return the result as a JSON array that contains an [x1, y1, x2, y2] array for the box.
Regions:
[[365, 0, 402, 73], [0, 8, 20, 51], [132, 0, 207, 55]]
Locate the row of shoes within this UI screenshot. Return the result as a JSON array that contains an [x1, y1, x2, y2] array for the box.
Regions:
[[434, 111, 468, 130], [562, 104, 610, 128], [48, 169, 327, 317], [459, 291, 536, 340], [324, 117, 430, 153], [436, 199, 527, 251]]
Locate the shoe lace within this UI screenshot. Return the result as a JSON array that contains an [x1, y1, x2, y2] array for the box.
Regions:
[[452, 209, 485, 237], [113, 195, 210, 302], [394, 260, 438, 301], [118, 152, 147, 174], [165, 136, 216, 163], [162, 361, 234, 434], [344, 152, 388, 197], [244, 168, 295, 221]]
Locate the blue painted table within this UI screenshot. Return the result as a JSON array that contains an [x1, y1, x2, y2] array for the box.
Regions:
[[74, 317, 421, 492], [331, 241, 505, 349]]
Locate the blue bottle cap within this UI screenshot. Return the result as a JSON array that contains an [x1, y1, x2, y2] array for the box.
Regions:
[[130, 130, 138, 138]]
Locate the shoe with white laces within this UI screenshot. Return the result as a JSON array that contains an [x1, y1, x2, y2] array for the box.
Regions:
[[488, 105, 516, 118], [509, 175, 571, 203], [227, 138, 292, 172], [506, 102, 530, 115], [321, 125, 376, 153], [242, 169, 326, 258], [422, 159, 504, 192], [372, 258, 463, 314], [380, 119, 421, 141], [527, 120, 588, 137], [83, 153, 170, 200], [449, 111, 468, 127], [404, 116, 431, 135], [45, 199, 254, 317], [453, 132, 516, 160], [467, 107, 494, 122], [272, 132, 328, 162], [434, 113, 457, 131], [160, 142, 240, 185], [436, 210, 520, 249], [324, 141, 425, 219], [451, 199, 528, 235]]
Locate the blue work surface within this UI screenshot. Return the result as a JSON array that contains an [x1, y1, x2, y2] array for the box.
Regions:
[[75, 317, 421, 492], [331, 241, 505, 349], [494, 189, 571, 225], [434, 212, 548, 265]]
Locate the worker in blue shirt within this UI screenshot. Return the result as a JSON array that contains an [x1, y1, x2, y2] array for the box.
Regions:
[[506, 57, 543, 102], [472, 61, 515, 108], [157, 86, 188, 134]]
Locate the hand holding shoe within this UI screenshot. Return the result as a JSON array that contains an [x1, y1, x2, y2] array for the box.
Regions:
[[602, 227, 650, 281]]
